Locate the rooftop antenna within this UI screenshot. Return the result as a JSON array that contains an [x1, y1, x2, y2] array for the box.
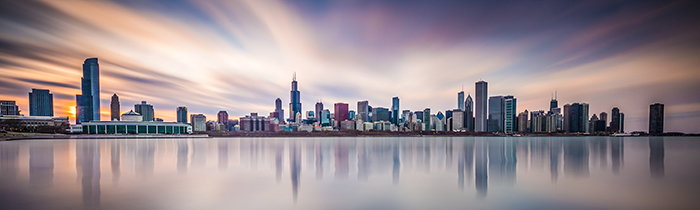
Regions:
[[293, 72, 296, 81], [555, 90, 557, 100]]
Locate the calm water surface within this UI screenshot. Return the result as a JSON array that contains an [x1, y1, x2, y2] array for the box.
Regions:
[[0, 137, 699, 210]]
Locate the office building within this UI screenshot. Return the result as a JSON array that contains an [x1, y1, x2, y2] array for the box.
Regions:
[[392, 97, 399, 125], [582, 103, 590, 133], [0, 100, 20, 115], [0, 115, 69, 132], [321, 109, 331, 126], [611, 107, 624, 133], [289, 73, 302, 122], [504, 96, 516, 133], [530, 110, 546, 133], [563, 104, 571, 132], [76, 58, 100, 123], [565, 103, 589, 133], [372, 107, 390, 122], [649, 103, 664, 135], [108, 94, 119, 120], [599, 112, 608, 131], [176, 107, 187, 123], [452, 109, 464, 131], [217, 111, 229, 125], [475, 81, 488, 131], [423, 108, 431, 130], [458, 90, 465, 111], [349, 110, 356, 121], [465, 94, 474, 131], [315, 102, 323, 124], [190, 114, 206, 132], [518, 110, 528, 133], [334, 103, 349, 123], [240, 113, 271, 131], [134, 101, 155, 121], [488, 96, 505, 133], [358, 100, 369, 122], [275, 98, 284, 123], [29, 89, 53, 116]]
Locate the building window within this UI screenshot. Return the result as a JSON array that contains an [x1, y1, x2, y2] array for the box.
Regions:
[[107, 125, 116, 134], [148, 125, 156, 134], [127, 125, 137, 134], [138, 125, 147, 133], [117, 125, 126, 134], [98, 125, 106, 134], [157, 126, 165, 134]]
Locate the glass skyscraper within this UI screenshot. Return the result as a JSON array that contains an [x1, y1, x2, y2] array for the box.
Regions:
[[391, 97, 399, 125], [110, 94, 120, 121], [458, 91, 465, 111], [29, 88, 53, 116], [76, 58, 100, 123], [504, 96, 516, 133], [275, 98, 284, 123], [177, 106, 187, 123], [475, 81, 488, 132], [289, 73, 301, 122], [465, 94, 474, 131], [134, 101, 154, 121], [488, 96, 504, 133], [649, 103, 664, 135]]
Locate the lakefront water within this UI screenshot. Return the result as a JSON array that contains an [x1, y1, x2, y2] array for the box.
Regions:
[[0, 137, 698, 210]]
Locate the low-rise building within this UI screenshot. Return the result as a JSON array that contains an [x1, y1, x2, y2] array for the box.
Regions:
[[0, 115, 69, 132], [80, 121, 192, 134]]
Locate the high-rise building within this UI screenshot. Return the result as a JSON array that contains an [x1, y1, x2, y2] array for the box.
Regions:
[[321, 109, 331, 126], [334, 103, 349, 123], [530, 110, 547, 133], [315, 102, 323, 124], [190, 114, 206, 132], [76, 58, 100, 123], [289, 73, 302, 122], [109, 94, 119, 120], [562, 104, 571, 132], [458, 91, 465, 111], [357, 101, 369, 122], [611, 107, 622, 133], [518, 110, 529, 133], [649, 103, 664, 135], [488, 96, 505, 133], [423, 108, 431, 130], [475, 81, 488, 132], [619, 113, 625, 133], [134, 101, 155, 121], [391, 97, 399, 125], [565, 103, 589, 133], [349, 110, 356, 120], [177, 106, 187, 123], [414, 111, 424, 123], [581, 103, 590, 133], [452, 109, 464, 130], [0, 100, 20, 115], [465, 94, 474, 131], [373, 107, 390, 122], [29, 89, 53, 116], [599, 112, 608, 131], [217, 111, 229, 124], [275, 98, 284, 123], [504, 96, 516, 133]]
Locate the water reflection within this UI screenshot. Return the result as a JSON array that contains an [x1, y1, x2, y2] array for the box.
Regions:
[[76, 140, 100, 208], [649, 137, 665, 179], [177, 140, 188, 175], [564, 139, 589, 178], [0, 142, 19, 180], [29, 142, 53, 188], [111, 140, 121, 184], [290, 140, 301, 203]]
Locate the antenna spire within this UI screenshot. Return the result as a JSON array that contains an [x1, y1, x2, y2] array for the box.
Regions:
[[293, 72, 296, 81]]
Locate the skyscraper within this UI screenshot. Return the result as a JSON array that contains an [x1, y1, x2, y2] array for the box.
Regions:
[[458, 90, 465, 111], [29, 88, 53, 116], [289, 73, 301, 122], [217, 111, 229, 124], [599, 112, 608, 131], [321, 109, 330, 126], [177, 106, 187, 123], [315, 102, 323, 124], [275, 98, 284, 123], [358, 100, 369, 122], [563, 104, 571, 132], [423, 108, 431, 130], [190, 114, 206, 132], [465, 94, 474, 131], [611, 107, 621, 133], [488, 96, 505, 133], [372, 107, 390, 122], [110, 94, 119, 120], [475, 81, 488, 132], [0, 100, 20, 115], [649, 103, 664, 135], [134, 101, 154, 121], [76, 58, 100, 123], [504, 96, 517, 133], [581, 103, 590, 133], [391, 97, 399, 125], [565, 103, 589, 133], [334, 103, 349, 123], [518, 110, 529, 133]]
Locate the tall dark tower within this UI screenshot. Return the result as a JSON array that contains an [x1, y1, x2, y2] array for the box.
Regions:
[[289, 73, 302, 122], [110, 94, 120, 121], [76, 58, 100, 123], [29, 88, 53, 116], [611, 107, 621, 133], [649, 103, 664, 135], [550, 91, 558, 113], [275, 98, 284, 123]]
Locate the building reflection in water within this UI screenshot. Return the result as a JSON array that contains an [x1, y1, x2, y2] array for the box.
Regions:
[[111, 140, 121, 184], [549, 139, 562, 183], [135, 140, 155, 179], [177, 140, 188, 175], [315, 140, 324, 180], [29, 142, 54, 188], [218, 140, 228, 172], [289, 140, 301, 203], [610, 138, 623, 175], [475, 139, 488, 198], [649, 137, 665, 179], [76, 140, 100, 208], [335, 139, 349, 179], [564, 139, 589, 178], [275, 141, 284, 183], [392, 140, 400, 186], [191, 140, 206, 169], [0, 142, 19, 181], [357, 139, 369, 181]]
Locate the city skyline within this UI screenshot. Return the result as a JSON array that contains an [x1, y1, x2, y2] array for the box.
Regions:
[[1, 1, 699, 132]]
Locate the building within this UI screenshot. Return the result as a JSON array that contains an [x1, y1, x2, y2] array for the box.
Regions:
[[423, 108, 431, 130], [372, 107, 390, 122], [319, 110, 330, 126], [611, 107, 623, 133], [530, 110, 546, 133], [190, 114, 206, 132], [0, 100, 20, 115], [121, 110, 143, 121], [475, 81, 488, 132], [357, 100, 369, 122], [563, 104, 571, 132], [240, 113, 271, 131], [0, 115, 69, 133], [488, 96, 505, 133], [504, 96, 516, 133], [599, 112, 608, 131], [29, 89, 53, 116], [649, 103, 664, 135], [176, 106, 187, 123], [289, 73, 302, 122], [349, 110, 356, 120], [518, 110, 528, 133], [452, 109, 464, 131], [134, 101, 155, 121], [458, 90, 465, 111], [275, 98, 284, 123], [80, 121, 191, 134], [76, 58, 100, 123], [334, 103, 349, 123], [109, 94, 119, 120], [564, 103, 589, 133], [391, 97, 399, 125], [315, 102, 323, 124], [217, 111, 229, 124], [435, 112, 445, 131], [465, 94, 474, 131]]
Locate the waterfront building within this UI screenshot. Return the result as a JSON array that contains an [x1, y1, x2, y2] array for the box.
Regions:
[[321, 109, 331, 126], [423, 108, 431, 131], [176, 106, 187, 123], [134, 101, 155, 121], [599, 112, 608, 131], [488, 96, 505, 133], [582, 103, 590, 133], [392, 97, 399, 125], [373, 107, 390, 122], [0, 100, 20, 115], [289, 73, 302, 122], [275, 98, 285, 123], [29, 89, 53, 116], [504, 96, 516, 133], [357, 101, 369, 122], [564, 103, 589, 133], [190, 114, 206, 132], [518, 110, 528, 133], [240, 113, 272, 131], [315, 102, 323, 124], [76, 58, 100, 123], [530, 110, 546, 133], [80, 120, 191, 134], [611, 107, 624, 133], [452, 109, 464, 131], [475, 81, 488, 131], [109, 94, 119, 120], [465, 94, 474, 131], [217, 111, 229, 124], [435, 112, 445, 131], [414, 111, 424, 123], [121, 110, 143, 121], [458, 90, 465, 111], [649, 103, 664, 135], [340, 120, 355, 130], [334, 103, 349, 123], [0, 115, 69, 132], [563, 104, 571, 132], [349, 110, 356, 120]]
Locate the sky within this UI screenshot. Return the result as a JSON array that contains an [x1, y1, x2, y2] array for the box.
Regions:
[[0, 0, 699, 133]]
